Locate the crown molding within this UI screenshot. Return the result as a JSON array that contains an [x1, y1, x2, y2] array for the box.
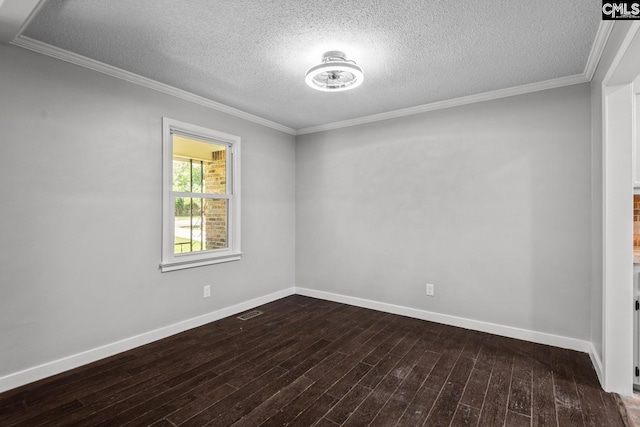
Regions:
[[10, 36, 297, 136], [11, 17, 612, 138], [584, 21, 615, 81], [295, 20, 614, 135], [295, 73, 589, 135]]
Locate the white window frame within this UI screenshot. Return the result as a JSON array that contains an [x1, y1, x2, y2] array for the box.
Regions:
[[160, 117, 241, 272]]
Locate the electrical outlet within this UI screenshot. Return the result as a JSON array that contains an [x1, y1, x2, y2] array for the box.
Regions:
[[426, 283, 435, 296], [203, 285, 211, 298]]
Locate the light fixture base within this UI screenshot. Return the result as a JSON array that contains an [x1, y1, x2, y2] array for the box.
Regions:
[[322, 51, 347, 61]]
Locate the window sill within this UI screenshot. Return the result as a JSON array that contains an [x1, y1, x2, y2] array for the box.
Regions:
[[160, 252, 242, 272]]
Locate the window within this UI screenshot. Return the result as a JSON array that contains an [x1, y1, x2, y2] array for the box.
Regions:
[[161, 118, 241, 272]]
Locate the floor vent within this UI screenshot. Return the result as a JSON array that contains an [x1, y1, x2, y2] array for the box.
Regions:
[[237, 310, 263, 321]]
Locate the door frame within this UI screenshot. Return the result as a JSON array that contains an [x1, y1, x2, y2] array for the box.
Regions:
[[602, 21, 640, 395]]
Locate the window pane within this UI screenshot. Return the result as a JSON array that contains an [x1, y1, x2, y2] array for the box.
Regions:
[[174, 198, 228, 254], [172, 135, 226, 194], [172, 158, 202, 192]]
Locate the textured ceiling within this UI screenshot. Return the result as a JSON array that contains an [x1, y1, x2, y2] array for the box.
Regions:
[[23, 0, 601, 131]]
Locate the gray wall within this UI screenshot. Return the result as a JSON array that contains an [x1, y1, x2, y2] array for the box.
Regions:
[[297, 83, 592, 340], [0, 44, 296, 377]]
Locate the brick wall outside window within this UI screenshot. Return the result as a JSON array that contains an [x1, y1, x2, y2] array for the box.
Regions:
[[205, 150, 227, 249]]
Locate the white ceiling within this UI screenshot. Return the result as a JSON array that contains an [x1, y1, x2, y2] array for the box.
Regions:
[[17, 0, 603, 132]]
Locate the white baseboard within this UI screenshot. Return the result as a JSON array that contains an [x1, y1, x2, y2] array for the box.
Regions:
[[295, 287, 592, 353], [0, 286, 599, 394], [0, 287, 295, 394], [588, 342, 605, 389]]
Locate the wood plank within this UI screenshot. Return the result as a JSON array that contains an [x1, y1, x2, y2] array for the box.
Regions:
[[369, 351, 440, 426], [460, 368, 490, 409], [361, 341, 395, 367], [324, 385, 372, 425], [505, 410, 532, 427], [49, 359, 226, 426], [358, 345, 411, 390], [92, 370, 226, 426], [325, 362, 372, 399], [423, 355, 474, 427], [550, 346, 585, 427], [396, 385, 439, 426], [258, 380, 331, 426], [422, 354, 453, 390], [310, 417, 340, 427], [120, 383, 235, 426], [568, 350, 625, 427], [337, 314, 394, 355], [162, 384, 239, 426], [451, 403, 480, 427], [284, 393, 339, 427], [278, 339, 331, 371], [531, 345, 558, 427], [148, 419, 175, 427], [312, 353, 369, 393], [512, 348, 533, 381], [460, 335, 484, 361], [304, 352, 347, 382], [388, 332, 432, 379], [0, 352, 133, 414], [172, 366, 287, 426], [474, 342, 497, 373], [11, 399, 84, 427], [223, 374, 313, 426], [477, 352, 513, 427], [341, 374, 403, 426], [421, 334, 467, 392], [508, 377, 532, 416]]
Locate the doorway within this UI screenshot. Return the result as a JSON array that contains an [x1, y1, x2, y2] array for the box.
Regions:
[[603, 21, 640, 395]]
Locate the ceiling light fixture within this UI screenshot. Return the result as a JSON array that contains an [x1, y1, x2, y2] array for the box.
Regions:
[[305, 51, 364, 92]]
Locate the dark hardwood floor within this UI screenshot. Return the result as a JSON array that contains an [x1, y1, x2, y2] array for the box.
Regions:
[[0, 295, 626, 426]]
